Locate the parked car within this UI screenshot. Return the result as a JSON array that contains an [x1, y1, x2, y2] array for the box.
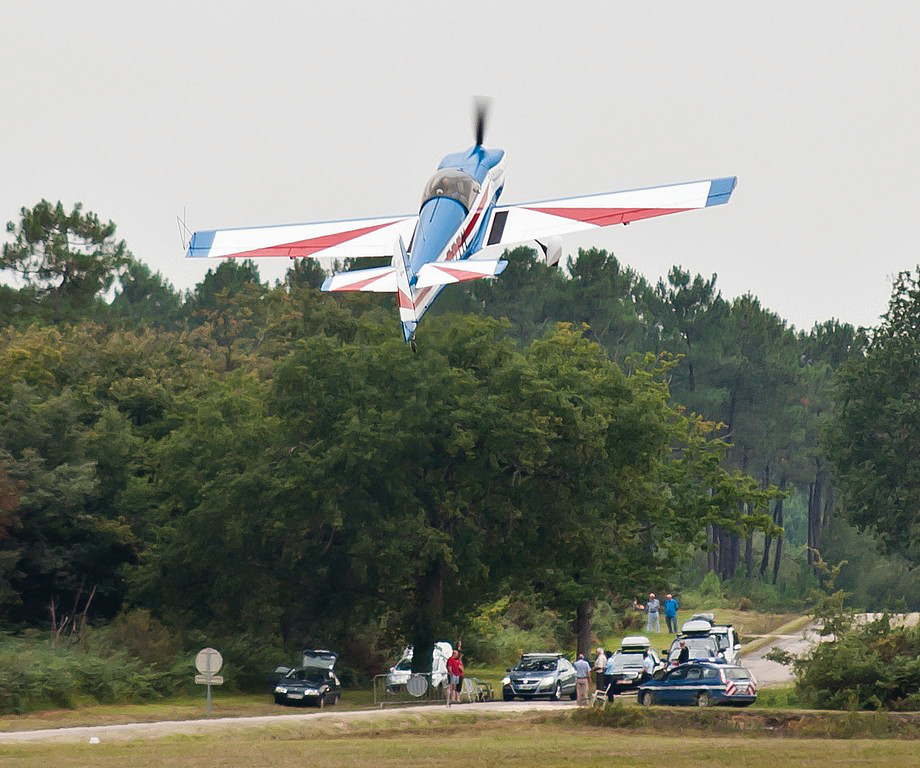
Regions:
[[664, 615, 739, 665], [637, 662, 757, 707], [385, 642, 452, 692], [502, 653, 578, 701], [605, 636, 664, 695], [273, 649, 341, 707]]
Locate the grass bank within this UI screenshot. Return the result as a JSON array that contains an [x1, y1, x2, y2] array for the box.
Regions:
[[2, 712, 918, 768], [573, 704, 920, 740]]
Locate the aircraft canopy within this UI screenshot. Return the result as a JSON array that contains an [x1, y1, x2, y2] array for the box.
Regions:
[[420, 169, 480, 212]]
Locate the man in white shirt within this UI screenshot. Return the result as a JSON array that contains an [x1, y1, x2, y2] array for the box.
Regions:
[[593, 646, 607, 693]]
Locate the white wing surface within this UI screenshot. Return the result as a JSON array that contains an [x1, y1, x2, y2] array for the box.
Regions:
[[482, 177, 736, 250], [186, 215, 418, 260]]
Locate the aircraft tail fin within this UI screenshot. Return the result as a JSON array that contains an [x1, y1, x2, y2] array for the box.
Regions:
[[414, 259, 507, 288]]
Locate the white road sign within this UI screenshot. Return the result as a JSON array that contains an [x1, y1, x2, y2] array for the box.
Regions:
[[195, 647, 223, 675], [195, 674, 224, 685]]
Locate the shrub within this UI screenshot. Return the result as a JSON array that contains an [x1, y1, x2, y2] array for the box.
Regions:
[[737, 596, 753, 612], [0, 633, 184, 714], [790, 615, 920, 711]]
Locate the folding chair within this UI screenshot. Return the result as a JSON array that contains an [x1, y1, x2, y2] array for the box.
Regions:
[[591, 684, 612, 707]]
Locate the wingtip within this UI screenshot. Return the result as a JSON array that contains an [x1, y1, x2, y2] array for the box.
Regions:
[[706, 177, 738, 207]]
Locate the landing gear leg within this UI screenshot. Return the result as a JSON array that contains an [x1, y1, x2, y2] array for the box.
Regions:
[[410, 339, 418, 353]]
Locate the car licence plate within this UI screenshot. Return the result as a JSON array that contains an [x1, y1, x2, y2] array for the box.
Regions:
[[287, 692, 304, 699]]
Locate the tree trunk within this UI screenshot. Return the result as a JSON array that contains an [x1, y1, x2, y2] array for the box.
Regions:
[[772, 498, 784, 585], [707, 525, 717, 573], [761, 479, 785, 577], [410, 559, 446, 674], [574, 600, 595, 659]]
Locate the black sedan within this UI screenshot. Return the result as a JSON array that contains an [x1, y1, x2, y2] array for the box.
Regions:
[[274, 666, 340, 707]]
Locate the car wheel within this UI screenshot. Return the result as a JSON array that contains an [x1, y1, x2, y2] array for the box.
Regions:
[[696, 692, 712, 708], [274, 696, 286, 706], [503, 694, 515, 702], [551, 683, 562, 701], [639, 692, 654, 707]]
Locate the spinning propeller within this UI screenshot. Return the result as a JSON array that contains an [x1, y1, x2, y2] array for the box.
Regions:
[[474, 96, 491, 147]]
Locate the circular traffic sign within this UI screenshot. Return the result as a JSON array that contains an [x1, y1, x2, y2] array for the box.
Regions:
[[406, 674, 429, 697], [195, 647, 223, 675]]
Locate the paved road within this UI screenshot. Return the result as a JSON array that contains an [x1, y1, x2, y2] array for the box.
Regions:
[[741, 622, 821, 687]]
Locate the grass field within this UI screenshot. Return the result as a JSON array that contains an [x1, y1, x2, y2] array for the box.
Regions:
[[1, 713, 917, 768]]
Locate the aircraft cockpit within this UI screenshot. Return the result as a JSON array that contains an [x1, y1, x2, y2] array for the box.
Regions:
[[420, 169, 481, 213]]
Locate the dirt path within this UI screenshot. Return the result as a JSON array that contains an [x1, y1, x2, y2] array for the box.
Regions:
[[0, 700, 569, 744]]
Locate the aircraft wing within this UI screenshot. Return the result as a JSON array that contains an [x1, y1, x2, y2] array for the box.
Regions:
[[186, 214, 418, 260], [482, 177, 736, 250]]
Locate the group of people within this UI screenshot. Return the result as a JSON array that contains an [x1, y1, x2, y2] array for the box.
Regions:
[[633, 592, 680, 633]]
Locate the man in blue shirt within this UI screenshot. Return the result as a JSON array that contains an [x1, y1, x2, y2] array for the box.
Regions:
[[573, 653, 592, 706], [664, 593, 679, 634]]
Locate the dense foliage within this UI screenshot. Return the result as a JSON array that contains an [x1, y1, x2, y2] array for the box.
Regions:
[[1, 199, 916, 696], [827, 268, 920, 564], [786, 615, 920, 711]]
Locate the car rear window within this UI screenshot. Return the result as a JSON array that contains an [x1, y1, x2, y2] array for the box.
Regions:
[[724, 668, 751, 680]]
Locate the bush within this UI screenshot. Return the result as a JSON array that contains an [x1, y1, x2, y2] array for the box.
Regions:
[[0, 633, 184, 714], [790, 615, 920, 711]]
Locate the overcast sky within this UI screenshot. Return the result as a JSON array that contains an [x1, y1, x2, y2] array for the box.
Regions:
[[3, 1, 918, 330]]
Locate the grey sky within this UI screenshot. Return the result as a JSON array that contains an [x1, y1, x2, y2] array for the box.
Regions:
[[2, 1, 918, 330]]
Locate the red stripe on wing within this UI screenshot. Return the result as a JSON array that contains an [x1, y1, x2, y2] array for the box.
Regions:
[[525, 207, 689, 227], [221, 221, 396, 258]]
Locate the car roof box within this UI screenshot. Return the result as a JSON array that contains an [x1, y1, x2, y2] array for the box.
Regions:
[[690, 613, 715, 624], [681, 619, 713, 634], [620, 636, 651, 649]]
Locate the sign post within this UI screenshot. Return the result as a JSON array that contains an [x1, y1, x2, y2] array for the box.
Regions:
[[194, 647, 224, 717]]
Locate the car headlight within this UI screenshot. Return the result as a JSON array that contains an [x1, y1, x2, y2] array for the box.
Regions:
[[502, 677, 511, 686], [539, 678, 554, 690], [304, 688, 319, 695], [275, 686, 287, 694]]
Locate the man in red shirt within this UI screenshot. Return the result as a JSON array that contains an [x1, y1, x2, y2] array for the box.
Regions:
[[446, 650, 462, 705]]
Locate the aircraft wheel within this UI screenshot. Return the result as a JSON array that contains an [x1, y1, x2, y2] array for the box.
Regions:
[[410, 339, 418, 353]]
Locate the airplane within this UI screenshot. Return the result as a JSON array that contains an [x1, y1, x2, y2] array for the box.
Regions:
[[186, 103, 736, 348]]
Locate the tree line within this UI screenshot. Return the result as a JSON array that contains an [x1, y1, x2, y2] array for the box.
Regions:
[[1, 200, 917, 672]]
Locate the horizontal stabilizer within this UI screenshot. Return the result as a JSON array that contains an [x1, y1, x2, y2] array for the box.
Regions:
[[321, 266, 396, 293], [414, 259, 507, 288]]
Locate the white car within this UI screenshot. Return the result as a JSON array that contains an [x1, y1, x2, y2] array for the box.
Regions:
[[666, 615, 741, 665]]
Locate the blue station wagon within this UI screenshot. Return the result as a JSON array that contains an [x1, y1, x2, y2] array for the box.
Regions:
[[637, 662, 757, 707]]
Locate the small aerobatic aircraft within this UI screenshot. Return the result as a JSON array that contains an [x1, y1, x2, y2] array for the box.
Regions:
[[186, 104, 736, 346]]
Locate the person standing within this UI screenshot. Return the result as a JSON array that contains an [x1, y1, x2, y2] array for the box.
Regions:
[[664, 593, 679, 634], [455, 645, 465, 702], [593, 646, 607, 694], [573, 653, 592, 706], [642, 652, 656, 683], [636, 593, 661, 633], [604, 651, 617, 702], [446, 650, 461, 705]]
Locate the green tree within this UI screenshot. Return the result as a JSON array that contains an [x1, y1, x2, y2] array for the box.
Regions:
[[827, 268, 920, 563], [2, 201, 129, 320]]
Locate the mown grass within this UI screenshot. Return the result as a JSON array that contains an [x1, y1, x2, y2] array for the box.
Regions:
[[0, 688, 376, 732], [2, 712, 918, 768]]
